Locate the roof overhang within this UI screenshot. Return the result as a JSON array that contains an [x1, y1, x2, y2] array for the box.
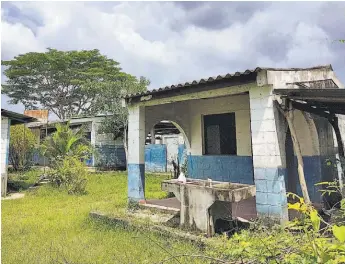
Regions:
[[1, 109, 37, 125], [273, 88, 345, 117]]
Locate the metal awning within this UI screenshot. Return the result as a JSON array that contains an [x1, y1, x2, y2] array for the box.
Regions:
[[1, 109, 37, 125], [273, 88, 345, 116]]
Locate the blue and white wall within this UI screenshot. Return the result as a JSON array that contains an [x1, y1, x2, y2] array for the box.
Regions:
[[249, 85, 289, 221], [144, 91, 254, 184], [187, 93, 253, 184], [1, 117, 10, 196]]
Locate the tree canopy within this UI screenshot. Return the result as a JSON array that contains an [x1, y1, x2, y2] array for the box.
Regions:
[[92, 77, 149, 163], [2, 48, 136, 120]]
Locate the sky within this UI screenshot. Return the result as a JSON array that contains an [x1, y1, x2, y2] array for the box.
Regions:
[[1, 1, 345, 119]]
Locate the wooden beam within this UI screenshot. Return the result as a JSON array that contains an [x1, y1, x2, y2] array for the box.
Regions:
[[275, 100, 311, 204], [290, 101, 331, 119]]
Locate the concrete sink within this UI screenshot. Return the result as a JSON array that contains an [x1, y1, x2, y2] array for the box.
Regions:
[[161, 178, 256, 236]]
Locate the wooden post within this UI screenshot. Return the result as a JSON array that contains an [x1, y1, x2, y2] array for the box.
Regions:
[[329, 115, 345, 196], [277, 100, 311, 204], [150, 128, 155, 144]]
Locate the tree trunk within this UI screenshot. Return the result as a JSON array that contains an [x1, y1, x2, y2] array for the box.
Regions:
[[329, 115, 345, 196], [278, 100, 311, 204]]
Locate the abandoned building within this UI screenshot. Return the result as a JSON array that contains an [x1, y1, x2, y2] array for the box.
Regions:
[[123, 64, 345, 230], [26, 112, 185, 172]]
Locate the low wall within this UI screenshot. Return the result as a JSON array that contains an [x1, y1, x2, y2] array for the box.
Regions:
[[145, 144, 167, 173], [187, 155, 254, 184]]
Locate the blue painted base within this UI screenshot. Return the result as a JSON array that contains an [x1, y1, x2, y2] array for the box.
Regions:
[[187, 155, 254, 184], [254, 167, 288, 220], [285, 156, 338, 203], [128, 164, 145, 201]]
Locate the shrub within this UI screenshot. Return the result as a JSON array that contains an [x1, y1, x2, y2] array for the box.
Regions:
[[47, 156, 88, 195], [9, 124, 37, 171], [41, 121, 93, 167]]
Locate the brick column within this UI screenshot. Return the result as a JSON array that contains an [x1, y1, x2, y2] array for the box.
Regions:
[[127, 106, 146, 202], [249, 87, 288, 222]]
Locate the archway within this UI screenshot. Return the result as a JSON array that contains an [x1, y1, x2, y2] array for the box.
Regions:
[[144, 120, 189, 176], [284, 110, 321, 204]]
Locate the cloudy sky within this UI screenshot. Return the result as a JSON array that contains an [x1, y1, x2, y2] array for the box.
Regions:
[[1, 1, 345, 118]]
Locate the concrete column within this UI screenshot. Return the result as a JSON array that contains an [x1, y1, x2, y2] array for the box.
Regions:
[[1, 118, 10, 197], [127, 105, 146, 202], [150, 128, 155, 144], [249, 86, 288, 222]]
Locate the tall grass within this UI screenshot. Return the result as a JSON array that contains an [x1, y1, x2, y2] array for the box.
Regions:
[[2, 172, 202, 264]]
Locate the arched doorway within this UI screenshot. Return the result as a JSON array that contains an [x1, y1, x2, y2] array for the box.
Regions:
[[145, 120, 189, 175]]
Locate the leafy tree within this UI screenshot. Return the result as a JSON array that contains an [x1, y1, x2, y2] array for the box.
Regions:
[[41, 121, 93, 166], [9, 124, 37, 171], [2, 48, 129, 120], [92, 77, 149, 164]]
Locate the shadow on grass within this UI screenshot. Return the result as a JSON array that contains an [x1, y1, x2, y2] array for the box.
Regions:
[[7, 169, 42, 193]]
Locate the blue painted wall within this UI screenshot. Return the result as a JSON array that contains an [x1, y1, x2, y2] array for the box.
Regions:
[[178, 144, 186, 165], [94, 145, 126, 168], [285, 155, 336, 203], [187, 155, 254, 184], [145, 144, 167, 172]]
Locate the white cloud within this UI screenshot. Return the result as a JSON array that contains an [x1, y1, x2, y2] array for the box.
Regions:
[[1, 1, 344, 115]]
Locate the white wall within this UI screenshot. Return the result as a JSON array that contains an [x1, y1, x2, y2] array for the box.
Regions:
[[1, 117, 10, 196], [262, 68, 344, 89], [189, 93, 252, 156], [145, 93, 252, 157]]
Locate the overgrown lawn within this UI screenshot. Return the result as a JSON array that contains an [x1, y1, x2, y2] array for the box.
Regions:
[[1, 172, 202, 264]]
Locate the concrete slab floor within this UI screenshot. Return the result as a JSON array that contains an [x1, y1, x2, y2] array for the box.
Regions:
[[2, 193, 25, 200]]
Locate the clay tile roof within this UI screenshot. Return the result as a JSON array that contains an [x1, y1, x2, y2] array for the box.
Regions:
[[124, 65, 333, 99]]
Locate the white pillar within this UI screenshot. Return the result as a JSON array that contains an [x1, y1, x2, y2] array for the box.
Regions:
[[249, 86, 288, 222], [127, 105, 146, 202], [1, 117, 10, 197]]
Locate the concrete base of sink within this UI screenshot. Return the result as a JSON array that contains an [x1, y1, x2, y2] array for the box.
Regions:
[[161, 178, 256, 237]]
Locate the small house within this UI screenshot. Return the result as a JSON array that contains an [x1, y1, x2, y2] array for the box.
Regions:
[[123, 64, 345, 222]]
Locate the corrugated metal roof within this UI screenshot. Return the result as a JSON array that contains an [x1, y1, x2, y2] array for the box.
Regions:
[[1, 109, 37, 125], [124, 64, 333, 99]]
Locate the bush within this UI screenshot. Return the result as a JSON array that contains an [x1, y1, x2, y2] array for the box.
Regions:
[[41, 121, 93, 167], [47, 156, 88, 195], [9, 124, 37, 171]]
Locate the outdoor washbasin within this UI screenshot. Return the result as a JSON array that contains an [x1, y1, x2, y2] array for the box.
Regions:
[[161, 178, 256, 236]]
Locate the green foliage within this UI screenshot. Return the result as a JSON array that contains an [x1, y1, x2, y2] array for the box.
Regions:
[[47, 156, 88, 195], [41, 122, 94, 194], [9, 124, 37, 171], [41, 121, 93, 166], [208, 189, 345, 264], [286, 193, 345, 263], [94, 77, 149, 140], [2, 48, 129, 119]]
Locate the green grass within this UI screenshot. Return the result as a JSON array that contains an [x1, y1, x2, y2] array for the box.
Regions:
[[1, 172, 203, 264]]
